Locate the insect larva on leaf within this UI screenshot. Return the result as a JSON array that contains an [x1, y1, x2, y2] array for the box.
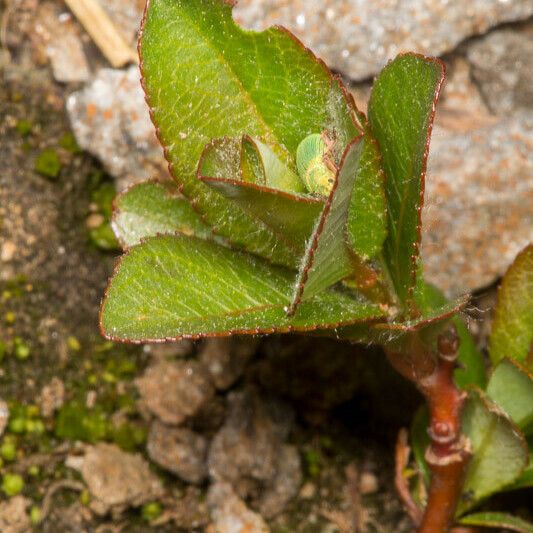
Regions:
[[296, 132, 337, 196]]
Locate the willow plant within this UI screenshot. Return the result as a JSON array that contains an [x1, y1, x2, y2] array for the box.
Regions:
[[100, 1, 533, 531]]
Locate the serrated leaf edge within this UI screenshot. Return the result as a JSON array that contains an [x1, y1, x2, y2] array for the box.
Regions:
[[99, 234, 385, 344]]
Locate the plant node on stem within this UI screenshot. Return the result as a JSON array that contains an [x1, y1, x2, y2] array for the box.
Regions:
[[386, 324, 472, 533]]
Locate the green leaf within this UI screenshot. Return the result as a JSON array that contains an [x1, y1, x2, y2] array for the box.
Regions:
[[200, 176, 323, 257], [509, 452, 533, 490], [489, 244, 533, 370], [486, 358, 533, 430], [459, 512, 533, 533], [140, 0, 360, 267], [459, 388, 528, 514], [198, 136, 323, 255], [252, 137, 306, 193], [368, 53, 445, 311], [100, 235, 383, 342], [347, 128, 387, 261], [289, 138, 364, 313], [414, 279, 486, 389], [112, 180, 214, 248], [326, 282, 468, 342], [410, 406, 430, 485], [200, 136, 306, 193], [454, 317, 487, 390]]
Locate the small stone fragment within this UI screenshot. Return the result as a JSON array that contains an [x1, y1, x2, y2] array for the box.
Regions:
[[46, 32, 90, 83], [258, 444, 302, 518], [299, 481, 317, 500], [199, 337, 258, 390], [172, 486, 210, 530], [359, 471, 379, 495], [207, 482, 270, 533], [1, 241, 17, 262], [35, 2, 90, 82], [136, 360, 215, 425], [80, 443, 164, 515], [0, 496, 31, 533], [208, 388, 294, 497], [147, 421, 208, 484], [38, 377, 65, 418]]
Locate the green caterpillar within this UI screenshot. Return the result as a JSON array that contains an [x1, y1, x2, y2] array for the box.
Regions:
[[296, 133, 336, 196]]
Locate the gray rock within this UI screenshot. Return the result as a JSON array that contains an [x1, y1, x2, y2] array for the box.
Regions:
[[208, 388, 295, 500], [199, 337, 258, 391], [136, 360, 215, 425], [0, 496, 31, 533], [467, 26, 533, 115], [147, 421, 208, 484], [423, 113, 533, 296], [66, 66, 167, 190], [258, 444, 302, 519], [233, 0, 533, 81], [79, 443, 164, 516], [207, 482, 270, 533]]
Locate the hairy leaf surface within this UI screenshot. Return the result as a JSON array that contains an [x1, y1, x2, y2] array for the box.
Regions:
[[101, 235, 383, 342], [487, 359, 533, 430], [459, 512, 533, 533], [459, 388, 528, 514], [346, 128, 387, 260], [200, 176, 323, 256], [140, 0, 359, 266], [368, 53, 444, 311], [489, 244, 533, 370], [112, 180, 213, 248], [289, 138, 364, 313]]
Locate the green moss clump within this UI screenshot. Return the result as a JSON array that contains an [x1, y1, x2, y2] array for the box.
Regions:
[[304, 449, 321, 478], [55, 401, 108, 443], [2, 473, 24, 496], [59, 132, 81, 154], [89, 223, 119, 251], [15, 119, 32, 137], [13, 337, 31, 360], [0, 440, 17, 461], [67, 336, 81, 352], [35, 148, 61, 179], [141, 502, 163, 522]]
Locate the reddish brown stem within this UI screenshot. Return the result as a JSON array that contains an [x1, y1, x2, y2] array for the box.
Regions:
[[387, 326, 472, 533]]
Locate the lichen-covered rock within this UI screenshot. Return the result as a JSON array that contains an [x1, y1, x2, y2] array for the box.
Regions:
[[66, 66, 167, 190], [467, 26, 533, 115], [136, 360, 215, 425], [79, 443, 164, 515], [147, 421, 208, 484], [207, 482, 270, 533], [199, 337, 258, 391], [423, 113, 533, 296], [0, 496, 31, 533], [234, 0, 533, 81]]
